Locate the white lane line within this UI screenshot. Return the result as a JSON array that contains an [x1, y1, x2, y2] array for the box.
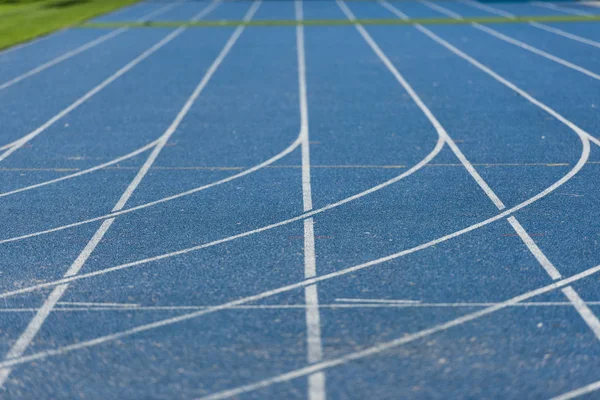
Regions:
[[552, 379, 600, 400], [0, 29, 183, 164], [0, 3, 179, 93], [528, 22, 600, 50], [403, 14, 599, 148], [56, 301, 140, 308], [461, 1, 600, 52], [458, 0, 517, 19], [0, 29, 127, 93], [4, 258, 597, 396], [532, 1, 593, 16], [0, 31, 67, 58], [581, 1, 600, 9], [473, 23, 600, 82], [338, 0, 505, 210], [422, 1, 600, 83], [195, 261, 600, 400], [0, 139, 159, 199], [296, 1, 325, 397], [336, 298, 421, 304], [421, 0, 463, 19], [561, 286, 600, 339], [382, 0, 600, 340], [507, 216, 561, 279], [0, 1, 256, 387]]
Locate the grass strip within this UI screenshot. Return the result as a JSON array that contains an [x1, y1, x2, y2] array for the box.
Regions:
[[78, 13, 600, 29], [0, 0, 139, 51]]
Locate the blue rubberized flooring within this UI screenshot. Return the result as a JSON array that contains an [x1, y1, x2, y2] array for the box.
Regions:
[[1, 0, 600, 398]]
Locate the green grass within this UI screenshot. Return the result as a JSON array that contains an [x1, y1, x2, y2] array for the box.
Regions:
[[80, 14, 600, 29], [0, 0, 139, 51]]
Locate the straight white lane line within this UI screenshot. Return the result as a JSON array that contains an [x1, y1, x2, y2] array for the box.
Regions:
[[421, 1, 600, 82], [421, 0, 463, 19], [532, 1, 593, 17], [0, 29, 127, 92], [552, 379, 600, 400], [461, 0, 600, 51], [506, 216, 561, 280], [458, 0, 516, 19], [0, 2, 179, 93], [296, 1, 326, 398], [528, 22, 600, 50], [0, 31, 66, 58], [0, 28, 184, 163], [473, 23, 600, 82], [0, 0, 257, 388], [561, 286, 600, 339]]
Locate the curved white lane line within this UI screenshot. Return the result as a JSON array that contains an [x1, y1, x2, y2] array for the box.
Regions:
[[0, 133, 304, 245], [0, 135, 445, 298], [0, 139, 159, 198]]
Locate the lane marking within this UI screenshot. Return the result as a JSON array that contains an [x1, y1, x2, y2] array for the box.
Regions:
[[462, 1, 600, 51], [336, 298, 421, 304], [0, 139, 159, 199], [552, 379, 600, 399], [473, 23, 600, 82], [422, 1, 600, 83], [533, 1, 593, 17], [529, 21, 600, 50], [507, 216, 561, 279], [56, 301, 140, 308], [296, 1, 326, 397]]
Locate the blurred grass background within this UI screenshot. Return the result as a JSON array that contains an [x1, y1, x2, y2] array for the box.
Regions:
[[0, 0, 139, 51]]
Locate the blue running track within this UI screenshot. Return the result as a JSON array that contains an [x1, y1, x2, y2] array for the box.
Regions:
[[1, 0, 600, 398]]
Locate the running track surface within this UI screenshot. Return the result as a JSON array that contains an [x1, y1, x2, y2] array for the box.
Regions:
[[1, 0, 600, 399]]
